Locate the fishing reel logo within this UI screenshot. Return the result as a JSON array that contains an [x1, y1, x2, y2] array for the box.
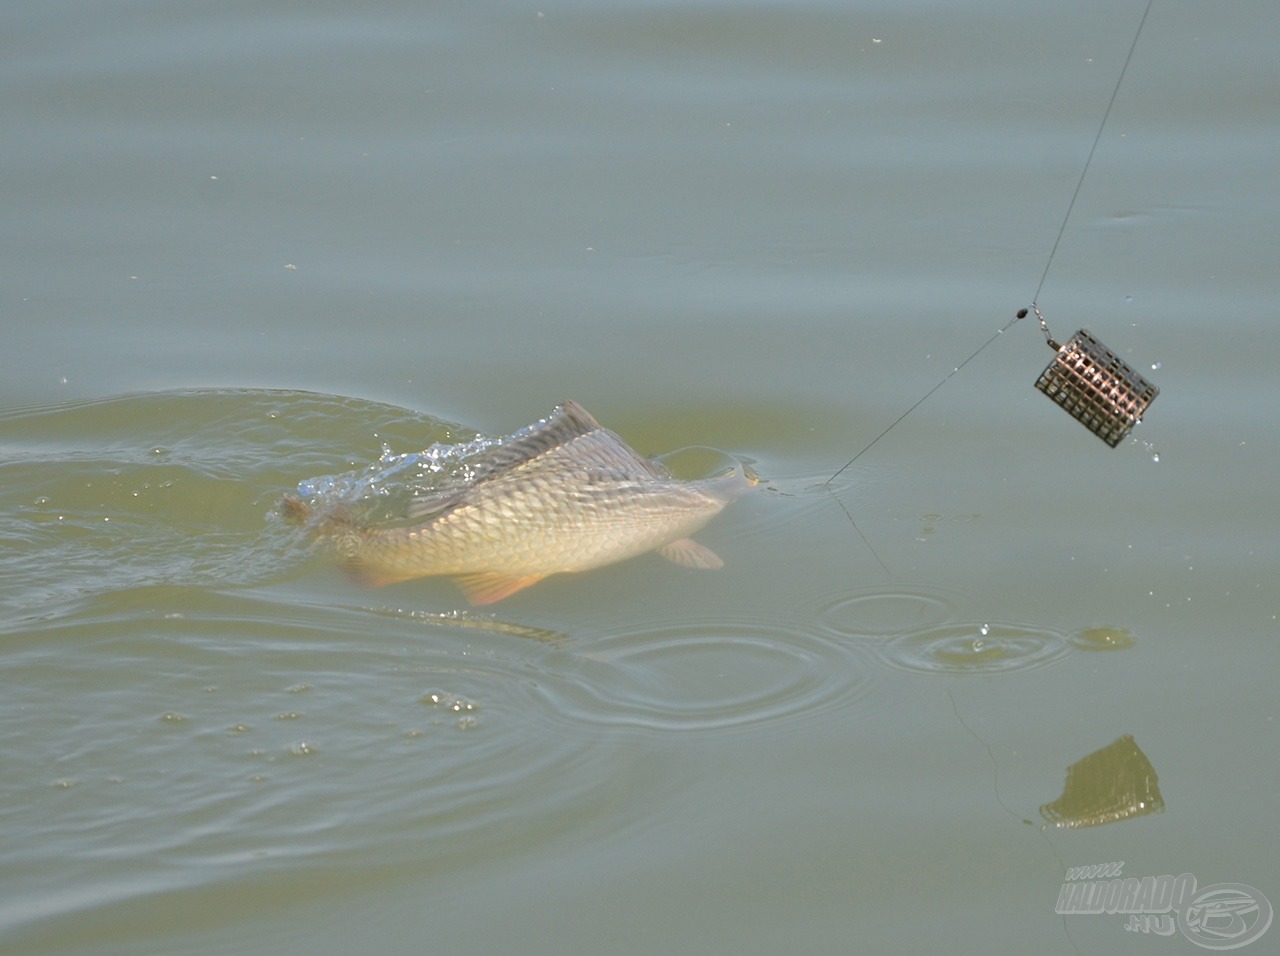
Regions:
[[1056, 865, 1272, 949]]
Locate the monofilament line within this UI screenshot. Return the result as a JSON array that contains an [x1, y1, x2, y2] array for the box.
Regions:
[[826, 313, 1022, 484], [1033, 0, 1153, 304]]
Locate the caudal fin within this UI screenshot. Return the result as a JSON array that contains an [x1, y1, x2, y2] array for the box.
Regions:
[[279, 494, 315, 524]]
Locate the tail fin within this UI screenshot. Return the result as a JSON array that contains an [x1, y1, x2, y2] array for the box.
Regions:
[[279, 494, 316, 525], [281, 495, 397, 588]]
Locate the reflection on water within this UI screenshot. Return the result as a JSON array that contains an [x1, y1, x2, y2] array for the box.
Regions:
[[363, 604, 571, 644], [1041, 734, 1165, 829], [1068, 625, 1137, 652]]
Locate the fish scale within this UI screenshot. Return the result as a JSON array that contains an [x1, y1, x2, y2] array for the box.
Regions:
[[282, 400, 751, 604]]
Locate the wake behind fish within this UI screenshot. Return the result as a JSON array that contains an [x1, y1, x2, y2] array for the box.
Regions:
[[0, 389, 460, 615]]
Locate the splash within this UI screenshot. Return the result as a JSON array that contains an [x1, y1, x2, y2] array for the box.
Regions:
[[294, 434, 495, 525]]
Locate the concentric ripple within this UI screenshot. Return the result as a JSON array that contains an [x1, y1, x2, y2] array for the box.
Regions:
[[818, 584, 960, 638], [549, 614, 882, 734], [815, 585, 1093, 675], [875, 621, 1073, 675]]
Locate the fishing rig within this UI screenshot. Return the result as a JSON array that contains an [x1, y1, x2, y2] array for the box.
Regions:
[[829, 0, 1160, 486]]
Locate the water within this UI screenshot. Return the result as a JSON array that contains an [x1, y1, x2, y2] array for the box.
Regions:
[[5, 1, 1279, 953]]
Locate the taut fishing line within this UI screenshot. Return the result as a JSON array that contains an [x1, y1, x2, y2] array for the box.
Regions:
[[826, 0, 1160, 514]]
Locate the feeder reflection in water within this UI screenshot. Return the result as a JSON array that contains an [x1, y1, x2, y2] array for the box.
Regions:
[[1041, 734, 1164, 829]]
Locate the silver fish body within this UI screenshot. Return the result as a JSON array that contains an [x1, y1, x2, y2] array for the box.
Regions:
[[285, 401, 749, 604]]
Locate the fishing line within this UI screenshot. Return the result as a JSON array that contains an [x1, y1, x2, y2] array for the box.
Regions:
[[947, 685, 1083, 956], [826, 0, 1156, 492], [1031, 0, 1154, 307], [826, 314, 1022, 485]]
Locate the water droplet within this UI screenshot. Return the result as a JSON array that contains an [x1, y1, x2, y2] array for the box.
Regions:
[[1150, 361, 1162, 371], [979, 624, 990, 637]]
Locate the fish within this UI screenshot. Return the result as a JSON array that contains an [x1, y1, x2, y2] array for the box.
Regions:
[[281, 400, 752, 604]]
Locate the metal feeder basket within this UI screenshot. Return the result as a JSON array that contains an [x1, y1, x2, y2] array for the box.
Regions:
[[1025, 306, 1159, 447]]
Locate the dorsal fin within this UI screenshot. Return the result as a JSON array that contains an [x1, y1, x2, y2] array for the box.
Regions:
[[482, 400, 601, 467], [407, 401, 604, 521]]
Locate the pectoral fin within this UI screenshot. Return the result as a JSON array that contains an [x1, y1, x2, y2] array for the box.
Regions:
[[452, 572, 548, 605], [656, 538, 724, 570]]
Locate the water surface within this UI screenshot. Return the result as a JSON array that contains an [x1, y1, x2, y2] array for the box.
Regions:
[[4, 1, 1279, 953]]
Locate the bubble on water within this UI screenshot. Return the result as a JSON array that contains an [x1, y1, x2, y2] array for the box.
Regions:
[[422, 691, 478, 711]]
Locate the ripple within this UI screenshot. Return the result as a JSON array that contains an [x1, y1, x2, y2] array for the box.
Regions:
[[0, 588, 612, 911], [0, 389, 464, 614], [551, 615, 881, 734], [817, 584, 959, 638], [875, 621, 1072, 675]]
